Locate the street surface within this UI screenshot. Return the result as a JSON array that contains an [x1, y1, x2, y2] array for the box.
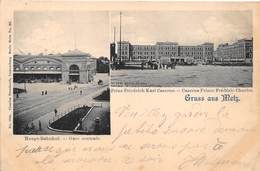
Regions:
[[111, 65, 252, 87], [81, 102, 110, 134], [13, 73, 109, 134]]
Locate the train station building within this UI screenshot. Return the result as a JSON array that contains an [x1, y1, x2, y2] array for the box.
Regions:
[[13, 49, 96, 83]]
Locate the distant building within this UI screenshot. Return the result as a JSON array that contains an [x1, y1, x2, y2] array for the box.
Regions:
[[117, 41, 132, 61], [116, 41, 214, 63], [215, 38, 253, 64], [13, 49, 96, 83], [96, 56, 109, 73], [110, 43, 116, 62], [132, 44, 156, 61]]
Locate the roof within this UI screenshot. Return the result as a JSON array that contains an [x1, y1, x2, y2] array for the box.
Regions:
[[13, 55, 63, 63], [14, 49, 93, 59], [62, 49, 92, 57], [117, 41, 130, 44], [156, 42, 178, 45]]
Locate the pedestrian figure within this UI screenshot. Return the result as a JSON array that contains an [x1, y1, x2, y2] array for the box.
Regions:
[[45, 90, 47, 95], [38, 120, 42, 131], [31, 122, 35, 130], [80, 90, 82, 95], [78, 119, 83, 130], [141, 62, 144, 70], [16, 93, 19, 98], [42, 91, 44, 95], [54, 108, 58, 116], [25, 123, 30, 132]]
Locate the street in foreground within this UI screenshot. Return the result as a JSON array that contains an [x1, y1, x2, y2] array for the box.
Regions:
[[111, 65, 252, 87], [13, 73, 110, 135]]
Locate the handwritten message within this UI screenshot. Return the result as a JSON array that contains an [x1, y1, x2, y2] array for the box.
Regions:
[[15, 104, 259, 171]]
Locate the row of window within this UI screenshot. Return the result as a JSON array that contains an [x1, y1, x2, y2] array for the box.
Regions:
[[132, 56, 154, 59], [218, 45, 252, 50], [217, 52, 245, 56], [180, 52, 212, 56], [133, 51, 156, 55], [131, 52, 212, 58], [120, 48, 214, 54], [158, 47, 177, 50], [132, 46, 211, 51], [15, 66, 61, 71], [33, 60, 51, 64], [159, 52, 177, 55], [120, 56, 129, 59], [133, 46, 156, 50], [121, 51, 128, 55], [118, 46, 128, 50], [180, 47, 213, 51], [219, 49, 253, 54]]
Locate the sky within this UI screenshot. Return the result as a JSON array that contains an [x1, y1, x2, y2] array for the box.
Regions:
[[14, 11, 109, 58], [110, 11, 252, 48], [14, 11, 252, 57]]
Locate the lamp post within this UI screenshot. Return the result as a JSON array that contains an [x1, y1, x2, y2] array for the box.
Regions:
[[24, 82, 27, 93]]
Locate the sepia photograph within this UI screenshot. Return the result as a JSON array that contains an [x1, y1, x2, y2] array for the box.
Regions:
[[1, 2, 260, 171], [13, 11, 110, 135], [110, 11, 253, 87]]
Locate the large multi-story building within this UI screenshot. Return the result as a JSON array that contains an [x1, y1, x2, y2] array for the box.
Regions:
[[116, 41, 214, 63], [132, 44, 156, 61], [115, 41, 129, 61], [215, 38, 253, 64], [13, 49, 96, 83]]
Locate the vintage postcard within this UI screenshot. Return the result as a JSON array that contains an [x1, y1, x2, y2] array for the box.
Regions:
[[0, 1, 260, 171]]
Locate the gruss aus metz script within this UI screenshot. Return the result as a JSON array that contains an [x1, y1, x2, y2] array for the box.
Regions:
[[185, 94, 240, 102]]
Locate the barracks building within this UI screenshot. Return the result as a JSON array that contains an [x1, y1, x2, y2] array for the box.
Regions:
[[215, 38, 253, 64], [116, 41, 214, 63]]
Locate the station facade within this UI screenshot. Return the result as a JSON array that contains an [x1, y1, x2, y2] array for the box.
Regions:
[[13, 50, 96, 83], [117, 41, 214, 63]]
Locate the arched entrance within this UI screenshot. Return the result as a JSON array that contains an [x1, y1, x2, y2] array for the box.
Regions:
[[69, 64, 80, 82]]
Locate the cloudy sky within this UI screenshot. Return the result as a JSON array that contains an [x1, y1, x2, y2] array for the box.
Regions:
[[14, 11, 252, 56], [110, 11, 252, 48], [14, 11, 109, 57]]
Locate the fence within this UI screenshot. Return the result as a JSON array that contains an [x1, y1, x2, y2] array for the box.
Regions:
[[25, 102, 102, 133], [49, 103, 95, 125]]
